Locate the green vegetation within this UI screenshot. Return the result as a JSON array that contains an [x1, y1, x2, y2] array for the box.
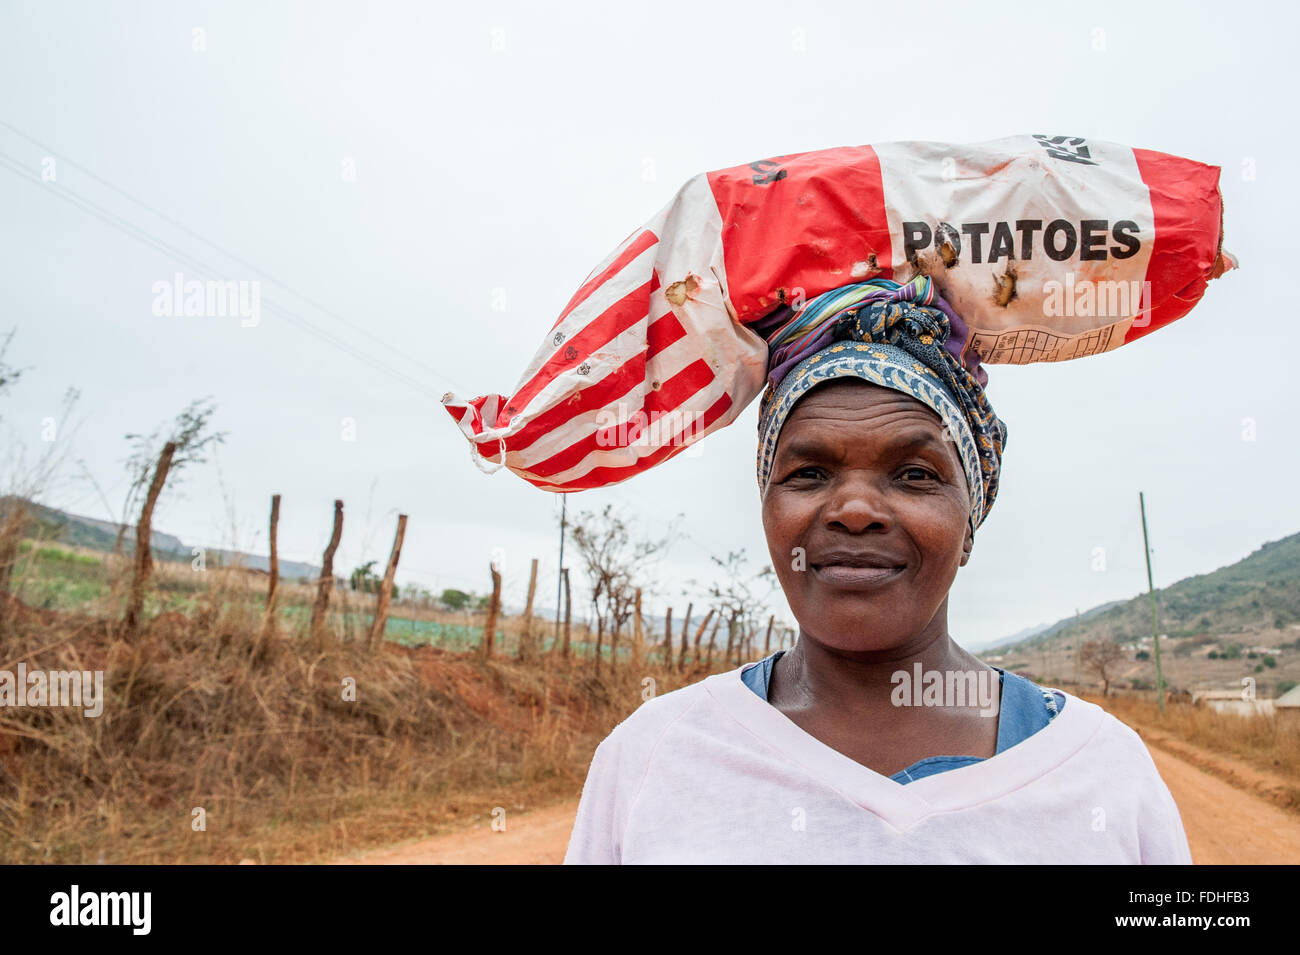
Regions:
[[18, 540, 101, 566], [992, 531, 1300, 658], [349, 560, 397, 598], [439, 588, 473, 610], [13, 541, 111, 608]]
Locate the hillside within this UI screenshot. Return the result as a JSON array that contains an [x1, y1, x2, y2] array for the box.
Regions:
[[3, 496, 322, 582], [986, 531, 1300, 695]]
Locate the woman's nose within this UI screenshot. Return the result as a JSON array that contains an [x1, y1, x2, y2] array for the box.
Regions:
[[821, 472, 894, 533]]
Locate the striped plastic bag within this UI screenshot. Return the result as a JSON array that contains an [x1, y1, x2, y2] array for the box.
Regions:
[[442, 134, 1234, 491]]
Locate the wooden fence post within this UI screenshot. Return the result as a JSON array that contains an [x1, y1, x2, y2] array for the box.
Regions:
[[662, 607, 673, 668], [677, 602, 692, 670], [309, 500, 344, 648], [692, 608, 715, 668], [561, 568, 572, 659], [367, 513, 407, 652], [266, 493, 281, 619], [0, 497, 29, 610], [632, 587, 644, 668], [254, 493, 281, 656], [123, 441, 178, 637], [705, 612, 721, 668], [482, 562, 502, 661], [518, 557, 539, 662]]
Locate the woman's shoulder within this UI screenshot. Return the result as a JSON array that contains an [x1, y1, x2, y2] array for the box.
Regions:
[[1042, 688, 1164, 768], [596, 670, 725, 753], [987, 673, 1153, 757]]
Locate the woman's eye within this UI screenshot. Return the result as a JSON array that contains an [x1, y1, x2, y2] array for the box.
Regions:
[[788, 466, 824, 481], [900, 466, 937, 482]]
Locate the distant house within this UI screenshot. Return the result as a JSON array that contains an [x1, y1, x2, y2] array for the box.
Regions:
[[1191, 689, 1275, 717], [1277, 685, 1300, 725]]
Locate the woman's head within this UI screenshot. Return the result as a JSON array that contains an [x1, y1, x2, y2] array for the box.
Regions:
[[756, 278, 1009, 652], [761, 378, 971, 652]]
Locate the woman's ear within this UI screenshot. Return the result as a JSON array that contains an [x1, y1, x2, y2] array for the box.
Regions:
[[959, 522, 973, 566]]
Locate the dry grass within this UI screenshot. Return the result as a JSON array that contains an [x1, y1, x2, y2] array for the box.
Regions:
[[1081, 689, 1300, 808], [24, 528, 1297, 861], [0, 578, 715, 864]]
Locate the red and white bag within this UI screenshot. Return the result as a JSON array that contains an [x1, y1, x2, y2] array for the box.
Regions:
[[443, 134, 1235, 491]]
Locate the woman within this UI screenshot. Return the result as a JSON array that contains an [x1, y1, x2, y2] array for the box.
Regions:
[[563, 277, 1192, 864]]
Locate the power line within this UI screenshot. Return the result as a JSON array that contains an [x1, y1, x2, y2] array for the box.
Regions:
[[0, 117, 467, 393], [0, 150, 447, 400], [0, 150, 435, 398]]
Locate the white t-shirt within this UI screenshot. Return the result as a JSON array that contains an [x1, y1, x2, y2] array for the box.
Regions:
[[563, 664, 1192, 864]]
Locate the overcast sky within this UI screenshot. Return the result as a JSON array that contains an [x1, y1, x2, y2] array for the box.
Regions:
[[0, 0, 1293, 650]]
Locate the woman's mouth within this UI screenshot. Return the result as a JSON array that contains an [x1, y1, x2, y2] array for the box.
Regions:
[[810, 558, 906, 590]]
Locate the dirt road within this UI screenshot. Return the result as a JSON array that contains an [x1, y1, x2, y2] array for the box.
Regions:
[[332, 800, 578, 865], [1144, 744, 1300, 864], [333, 737, 1300, 865]]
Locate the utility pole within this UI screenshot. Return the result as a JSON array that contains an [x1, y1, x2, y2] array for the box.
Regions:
[[554, 494, 567, 652], [1073, 608, 1081, 691], [1140, 491, 1166, 712]]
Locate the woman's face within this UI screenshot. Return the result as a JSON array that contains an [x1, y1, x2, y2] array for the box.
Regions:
[[761, 378, 973, 653]]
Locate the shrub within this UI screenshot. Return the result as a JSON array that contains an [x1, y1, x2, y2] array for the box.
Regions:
[[439, 588, 473, 611]]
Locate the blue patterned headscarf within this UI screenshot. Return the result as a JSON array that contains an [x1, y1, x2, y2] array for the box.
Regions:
[[756, 277, 1008, 535]]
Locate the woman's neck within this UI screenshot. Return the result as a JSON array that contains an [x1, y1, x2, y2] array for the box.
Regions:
[[771, 610, 992, 714]]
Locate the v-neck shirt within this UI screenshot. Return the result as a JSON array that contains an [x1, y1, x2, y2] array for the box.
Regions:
[[563, 663, 1192, 863], [739, 649, 1066, 783]]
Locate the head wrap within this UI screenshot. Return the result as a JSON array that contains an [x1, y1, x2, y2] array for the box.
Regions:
[[756, 276, 1008, 536]]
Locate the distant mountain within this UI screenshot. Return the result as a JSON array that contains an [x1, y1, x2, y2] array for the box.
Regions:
[[970, 619, 1053, 653], [4, 495, 186, 556], [5, 497, 322, 581], [198, 547, 322, 583], [994, 532, 1300, 655]]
